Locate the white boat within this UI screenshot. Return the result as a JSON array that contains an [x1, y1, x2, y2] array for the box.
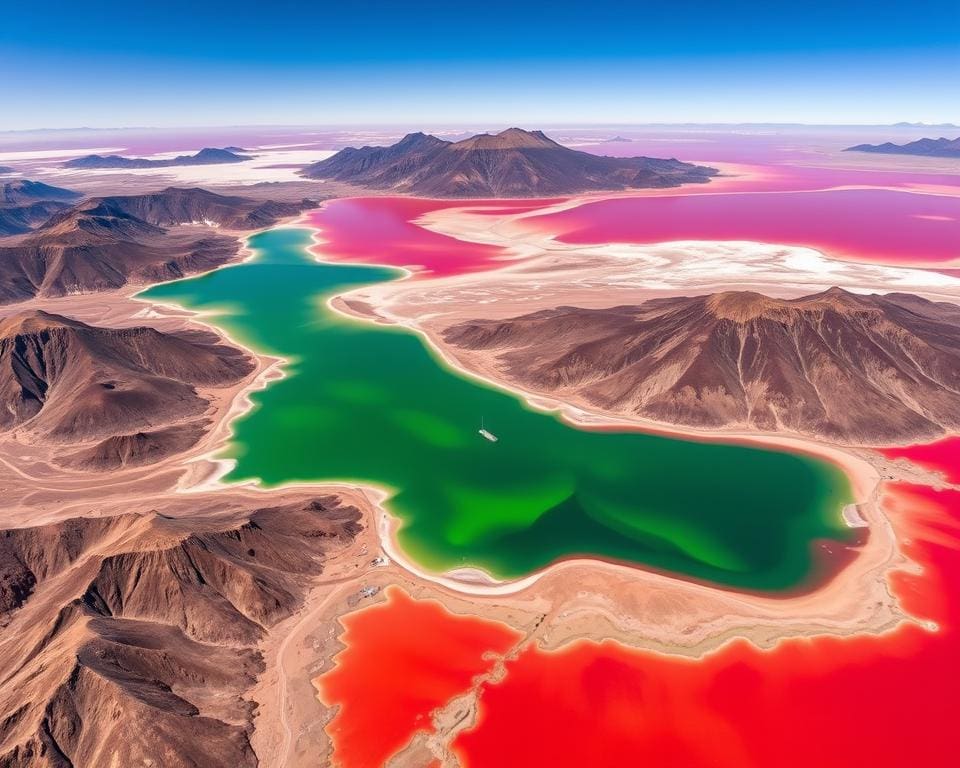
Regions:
[[479, 417, 498, 442]]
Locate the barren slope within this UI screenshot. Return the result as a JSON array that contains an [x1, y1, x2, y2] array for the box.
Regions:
[[0, 310, 253, 448], [443, 287, 960, 443], [0, 181, 81, 236], [0, 495, 362, 768]]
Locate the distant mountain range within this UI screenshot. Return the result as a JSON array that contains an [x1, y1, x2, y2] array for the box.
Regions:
[[64, 147, 252, 170], [845, 136, 960, 158], [444, 287, 960, 443], [890, 122, 958, 129], [0, 166, 12, 175], [302, 128, 717, 196]]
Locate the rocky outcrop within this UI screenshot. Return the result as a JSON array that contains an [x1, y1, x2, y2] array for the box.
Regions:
[[0, 496, 362, 768], [0, 310, 253, 445]]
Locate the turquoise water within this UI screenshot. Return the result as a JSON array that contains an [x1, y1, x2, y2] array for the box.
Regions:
[[141, 227, 855, 589]]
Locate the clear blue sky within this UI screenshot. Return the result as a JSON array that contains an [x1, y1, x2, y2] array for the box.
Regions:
[[1, 0, 958, 129]]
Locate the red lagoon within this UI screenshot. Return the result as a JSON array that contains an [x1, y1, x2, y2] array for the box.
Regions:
[[314, 587, 520, 768], [301, 185, 959, 283], [732, 162, 960, 195], [698, 162, 960, 195], [453, 478, 960, 767], [315, 459, 960, 767], [519, 188, 960, 267], [880, 436, 960, 485], [304, 197, 558, 277]]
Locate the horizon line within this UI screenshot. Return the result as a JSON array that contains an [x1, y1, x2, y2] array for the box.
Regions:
[[2, 120, 959, 135]]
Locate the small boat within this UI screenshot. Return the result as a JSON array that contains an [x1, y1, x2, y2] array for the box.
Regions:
[[478, 417, 498, 442]]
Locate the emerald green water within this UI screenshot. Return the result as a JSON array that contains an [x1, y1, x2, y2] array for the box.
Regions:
[[141, 227, 854, 590]]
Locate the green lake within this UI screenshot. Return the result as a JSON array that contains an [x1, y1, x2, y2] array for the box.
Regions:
[[140, 227, 855, 590]]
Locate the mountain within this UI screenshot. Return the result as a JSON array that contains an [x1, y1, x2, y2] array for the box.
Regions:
[[0, 180, 82, 236], [891, 122, 958, 129], [0, 494, 362, 768], [0, 310, 253, 449], [59, 422, 211, 471], [443, 288, 960, 443], [82, 186, 310, 229], [0, 200, 75, 236], [1, 180, 80, 206], [64, 147, 252, 169], [0, 167, 13, 175], [0, 187, 314, 303], [845, 136, 960, 158], [302, 127, 717, 196], [603, 136, 633, 142]]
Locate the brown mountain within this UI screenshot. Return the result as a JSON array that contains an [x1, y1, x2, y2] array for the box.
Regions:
[[0, 188, 315, 304], [0, 181, 82, 236], [0, 310, 253, 448], [0, 494, 362, 768], [845, 136, 960, 158], [302, 128, 717, 196], [58, 422, 212, 471], [0, 200, 74, 237], [443, 288, 960, 443], [84, 187, 310, 229]]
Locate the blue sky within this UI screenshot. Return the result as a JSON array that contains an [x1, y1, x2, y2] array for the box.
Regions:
[[1, 0, 958, 129]]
